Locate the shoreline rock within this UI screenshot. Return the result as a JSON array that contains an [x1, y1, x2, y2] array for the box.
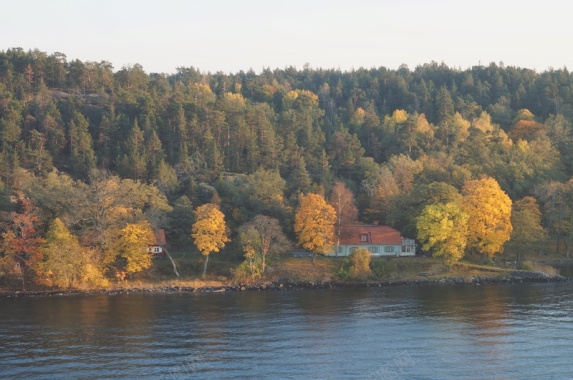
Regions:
[[0, 271, 568, 298]]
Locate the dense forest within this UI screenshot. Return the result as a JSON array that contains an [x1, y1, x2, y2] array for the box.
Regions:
[[1, 47, 573, 288]]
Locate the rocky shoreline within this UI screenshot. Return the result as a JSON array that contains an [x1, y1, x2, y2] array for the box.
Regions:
[[0, 270, 569, 298]]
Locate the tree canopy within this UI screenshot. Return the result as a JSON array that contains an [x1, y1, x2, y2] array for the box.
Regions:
[[192, 203, 230, 275], [2, 48, 573, 285], [462, 177, 513, 258], [294, 193, 337, 263], [417, 202, 469, 268]]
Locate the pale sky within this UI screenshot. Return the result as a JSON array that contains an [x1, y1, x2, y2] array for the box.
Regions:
[[2, 0, 572, 74]]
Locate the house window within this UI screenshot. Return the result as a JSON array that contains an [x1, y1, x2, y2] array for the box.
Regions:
[[337, 246, 345, 254], [384, 246, 394, 253], [369, 246, 378, 253], [360, 234, 368, 242], [153, 246, 162, 253], [351, 247, 359, 253]]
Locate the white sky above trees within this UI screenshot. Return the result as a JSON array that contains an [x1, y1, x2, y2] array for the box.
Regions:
[[2, 0, 572, 74]]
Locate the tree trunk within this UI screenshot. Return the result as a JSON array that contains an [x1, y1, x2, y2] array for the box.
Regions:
[[336, 214, 341, 257], [18, 262, 25, 292], [335, 237, 340, 257], [164, 249, 179, 277], [202, 255, 209, 276], [262, 254, 266, 274], [311, 252, 316, 264], [516, 252, 524, 269]]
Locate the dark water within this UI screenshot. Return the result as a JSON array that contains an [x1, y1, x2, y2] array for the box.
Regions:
[[556, 262, 573, 278], [1, 282, 573, 379]]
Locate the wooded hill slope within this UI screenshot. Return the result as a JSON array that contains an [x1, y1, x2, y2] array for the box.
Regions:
[[1, 48, 572, 287]]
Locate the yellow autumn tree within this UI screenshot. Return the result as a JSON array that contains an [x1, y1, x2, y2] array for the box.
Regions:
[[472, 111, 495, 134], [36, 218, 107, 289], [222, 92, 246, 108], [462, 177, 512, 259], [349, 107, 366, 127], [192, 203, 230, 276], [188, 83, 216, 105], [391, 109, 408, 123], [451, 112, 471, 142], [417, 202, 469, 269], [116, 220, 156, 275], [294, 193, 337, 264]]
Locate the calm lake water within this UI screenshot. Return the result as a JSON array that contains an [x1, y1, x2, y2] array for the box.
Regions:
[[1, 281, 573, 379]]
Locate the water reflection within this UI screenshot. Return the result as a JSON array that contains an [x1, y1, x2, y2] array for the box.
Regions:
[[1, 283, 573, 379]]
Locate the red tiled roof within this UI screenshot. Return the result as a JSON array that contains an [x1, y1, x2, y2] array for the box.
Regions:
[[154, 229, 167, 246], [339, 225, 402, 245]]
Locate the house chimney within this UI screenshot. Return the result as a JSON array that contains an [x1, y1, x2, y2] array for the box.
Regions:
[[373, 220, 379, 226]]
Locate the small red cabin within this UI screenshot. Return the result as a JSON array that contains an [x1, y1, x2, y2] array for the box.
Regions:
[[148, 229, 167, 257]]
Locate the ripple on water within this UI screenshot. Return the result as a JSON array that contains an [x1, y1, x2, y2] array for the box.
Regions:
[[1, 283, 573, 379]]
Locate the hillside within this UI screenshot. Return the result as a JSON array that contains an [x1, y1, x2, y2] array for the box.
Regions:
[[1, 48, 573, 290]]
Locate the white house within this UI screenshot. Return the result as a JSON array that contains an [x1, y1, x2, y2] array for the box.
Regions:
[[326, 224, 416, 257]]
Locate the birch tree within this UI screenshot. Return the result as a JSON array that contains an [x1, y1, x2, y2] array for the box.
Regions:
[[192, 203, 230, 276]]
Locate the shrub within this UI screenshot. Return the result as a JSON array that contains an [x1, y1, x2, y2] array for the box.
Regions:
[[370, 258, 398, 279], [232, 258, 263, 283], [338, 248, 372, 280]]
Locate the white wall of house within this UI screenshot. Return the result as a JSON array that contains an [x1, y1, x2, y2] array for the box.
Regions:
[[148, 245, 163, 254], [400, 238, 416, 257], [327, 244, 407, 257]]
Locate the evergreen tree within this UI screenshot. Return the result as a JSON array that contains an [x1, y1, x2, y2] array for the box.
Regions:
[[69, 111, 96, 177]]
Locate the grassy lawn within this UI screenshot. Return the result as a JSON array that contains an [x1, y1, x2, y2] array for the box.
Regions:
[[268, 256, 340, 283], [271, 254, 544, 283], [81, 235, 573, 290], [132, 250, 553, 288], [129, 249, 242, 287]]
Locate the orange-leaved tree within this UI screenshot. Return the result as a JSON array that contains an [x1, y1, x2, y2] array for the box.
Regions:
[[0, 192, 44, 290], [294, 193, 336, 264], [192, 203, 230, 276]]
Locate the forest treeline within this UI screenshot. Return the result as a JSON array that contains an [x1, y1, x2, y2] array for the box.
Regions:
[[1, 47, 573, 288]]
